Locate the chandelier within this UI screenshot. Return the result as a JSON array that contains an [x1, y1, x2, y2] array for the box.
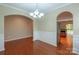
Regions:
[[29, 4, 44, 18]]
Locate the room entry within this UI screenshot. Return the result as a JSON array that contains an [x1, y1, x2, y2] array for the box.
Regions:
[[4, 15, 33, 54], [57, 11, 73, 53]]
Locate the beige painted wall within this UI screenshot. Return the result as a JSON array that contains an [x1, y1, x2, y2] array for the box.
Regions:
[[5, 15, 33, 41], [0, 3, 79, 54], [0, 4, 35, 51]]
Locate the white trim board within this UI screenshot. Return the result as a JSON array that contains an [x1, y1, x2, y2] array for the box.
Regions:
[[0, 48, 5, 52], [73, 35, 79, 54], [0, 34, 4, 52], [57, 19, 72, 22], [0, 4, 28, 14], [5, 35, 33, 42], [73, 48, 79, 54], [33, 31, 40, 40], [0, 3, 71, 15], [0, 3, 35, 20]]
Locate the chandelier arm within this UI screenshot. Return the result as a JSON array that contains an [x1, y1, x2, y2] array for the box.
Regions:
[[30, 3, 44, 18]]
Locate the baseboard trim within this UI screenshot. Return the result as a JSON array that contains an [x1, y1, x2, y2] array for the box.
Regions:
[[0, 50, 5, 55], [5, 36, 33, 42], [34, 31, 57, 47], [73, 51, 79, 54], [34, 39, 57, 47], [34, 40, 57, 47], [73, 48, 79, 54], [0, 49, 5, 52]]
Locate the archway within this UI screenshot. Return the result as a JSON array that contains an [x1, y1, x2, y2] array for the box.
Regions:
[[4, 15, 33, 54], [57, 11, 73, 53]]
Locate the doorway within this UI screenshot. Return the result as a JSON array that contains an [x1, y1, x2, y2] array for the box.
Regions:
[[57, 11, 73, 53], [4, 15, 33, 54]]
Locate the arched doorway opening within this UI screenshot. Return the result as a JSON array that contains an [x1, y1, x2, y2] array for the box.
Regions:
[[4, 15, 33, 54], [57, 11, 73, 53]]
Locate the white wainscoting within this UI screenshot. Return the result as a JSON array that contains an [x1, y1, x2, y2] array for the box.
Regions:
[[73, 35, 79, 54], [34, 31, 57, 46], [0, 34, 4, 51], [33, 31, 40, 40]]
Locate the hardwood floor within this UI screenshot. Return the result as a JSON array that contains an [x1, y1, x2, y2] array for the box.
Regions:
[[5, 37, 33, 55], [58, 36, 73, 54], [33, 40, 57, 55], [33, 40, 76, 55], [0, 37, 77, 55]]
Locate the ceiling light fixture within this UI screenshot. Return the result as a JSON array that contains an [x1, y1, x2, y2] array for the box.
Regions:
[[29, 4, 44, 18]]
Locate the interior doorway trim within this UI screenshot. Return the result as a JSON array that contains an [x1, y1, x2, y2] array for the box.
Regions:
[[57, 11, 73, 53]]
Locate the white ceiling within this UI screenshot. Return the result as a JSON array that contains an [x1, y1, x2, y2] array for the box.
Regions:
[[3, 3, 71, 14]]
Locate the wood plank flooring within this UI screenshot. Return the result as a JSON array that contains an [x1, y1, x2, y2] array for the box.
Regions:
[[33, 40, 76, 55], [5, 37, 33, 55], [0, 37, 77, 55]]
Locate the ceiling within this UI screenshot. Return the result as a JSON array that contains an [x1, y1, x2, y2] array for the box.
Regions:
[[2, 3, 71, 14]]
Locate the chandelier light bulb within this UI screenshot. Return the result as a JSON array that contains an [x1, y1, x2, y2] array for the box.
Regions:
[[38, 15, 41, 18], [39, 13, 44, 17], [30, 13, 34, 16], [33, 15, 37, 18], [34, 9, 39, 15], [29, 9, 44, 18]]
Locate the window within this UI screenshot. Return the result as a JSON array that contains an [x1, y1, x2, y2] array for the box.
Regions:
[[66, 24, 73, 35]]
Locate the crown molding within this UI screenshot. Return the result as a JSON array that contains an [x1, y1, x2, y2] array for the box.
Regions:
[[0, 3, 72, 14], [55, 3, 72, 10], [0, 3, 28, 14], [47, 3, 72, 14], [0, 3, 36, 20]]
